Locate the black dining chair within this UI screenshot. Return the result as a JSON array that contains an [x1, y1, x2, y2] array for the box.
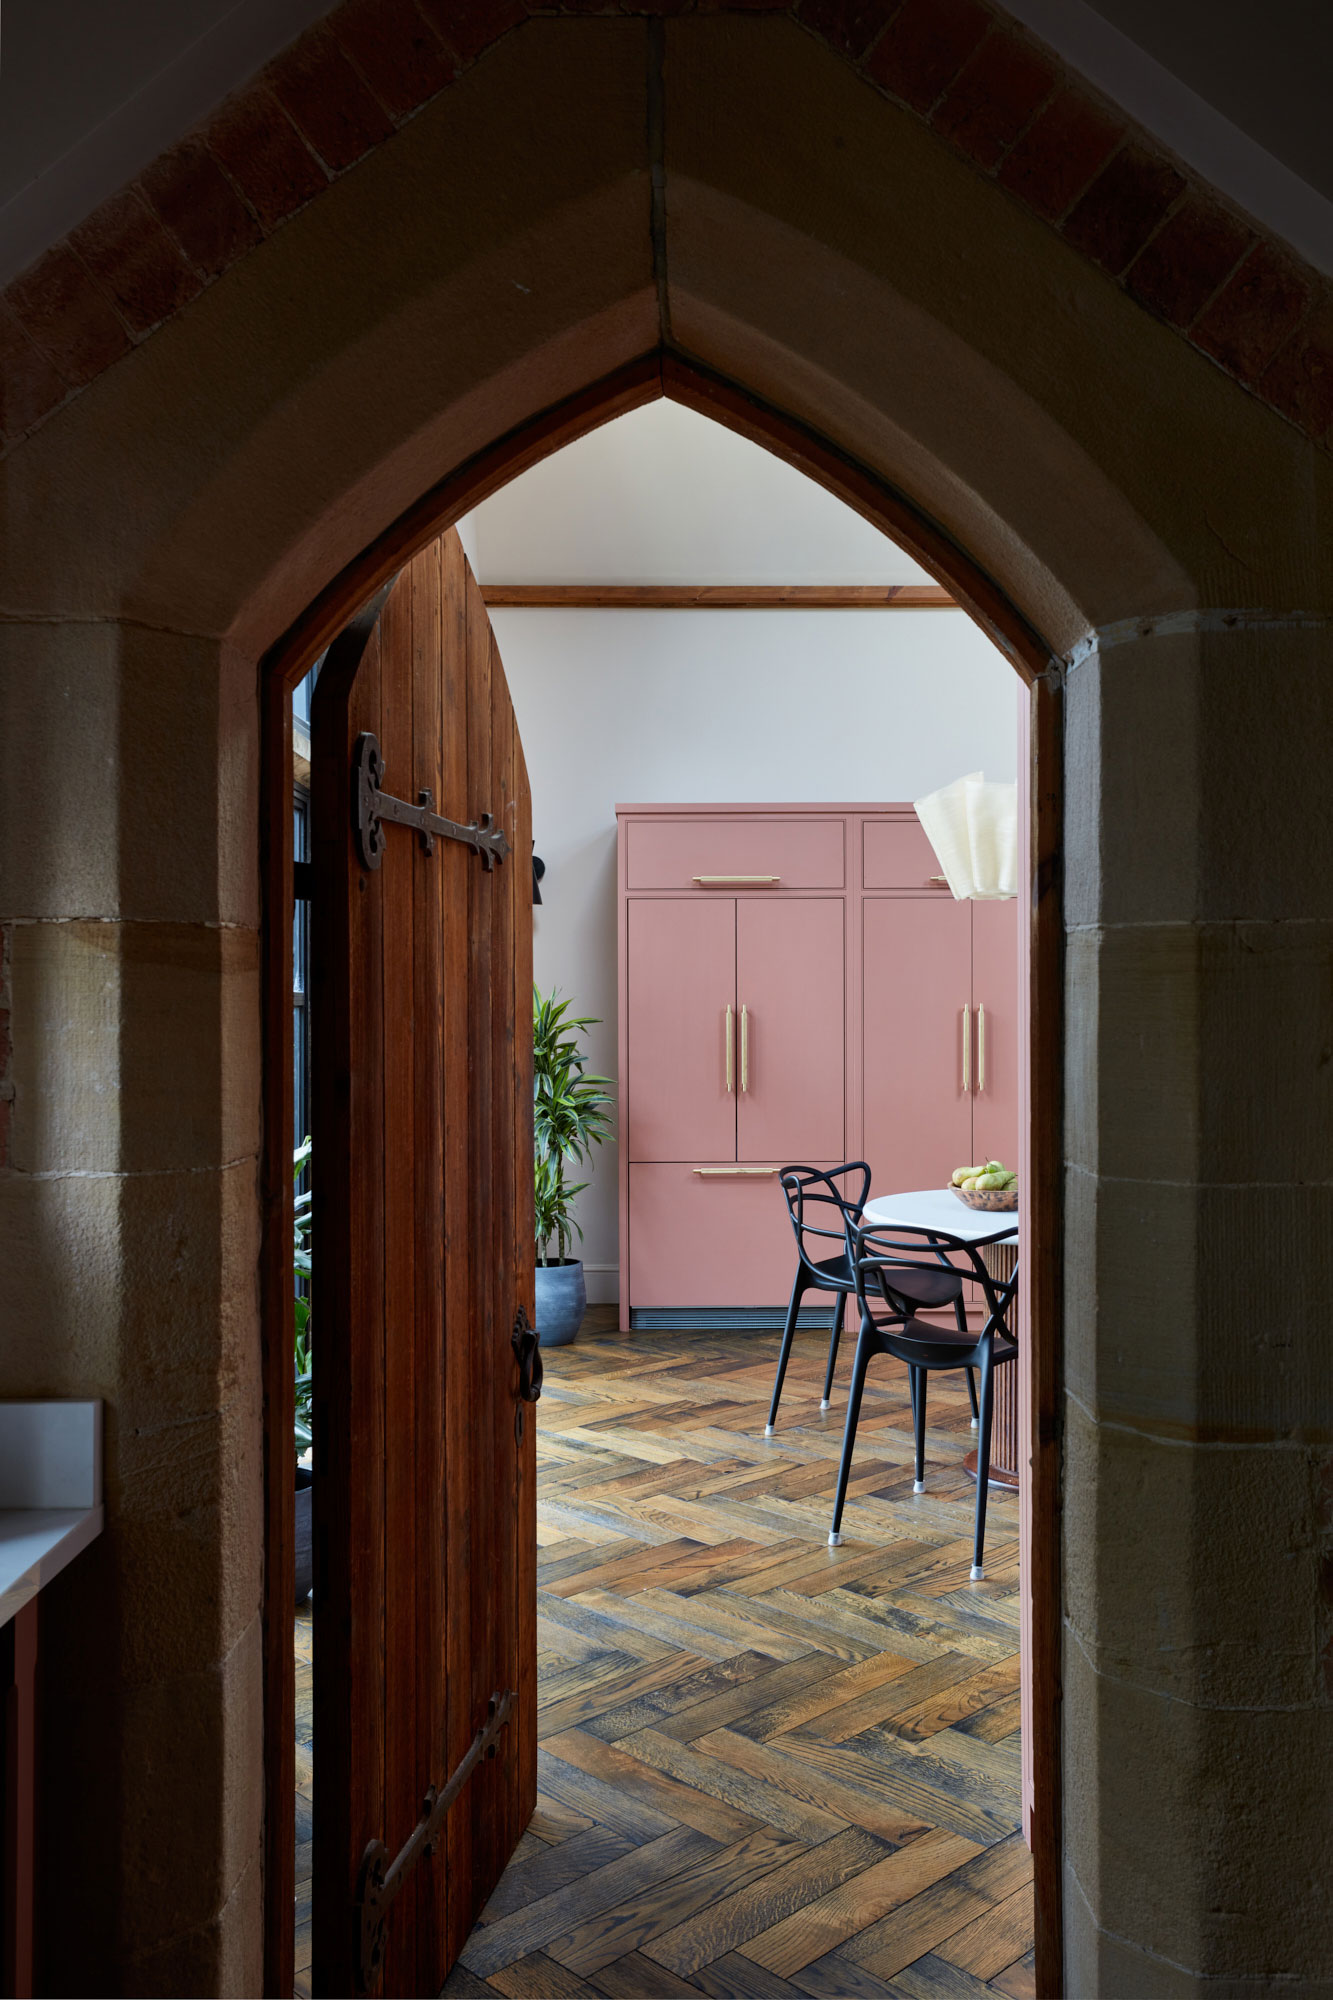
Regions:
[[828, 1218, 1018, 1579], [765, 1166, 975, 1435]]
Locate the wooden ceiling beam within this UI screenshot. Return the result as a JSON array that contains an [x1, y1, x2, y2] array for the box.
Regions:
[[477, 583, 955, 609]]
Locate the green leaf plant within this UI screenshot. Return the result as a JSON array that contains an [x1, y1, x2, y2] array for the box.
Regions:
[[533, 987, 614, 1267], [294, 1135, 312, 1463]]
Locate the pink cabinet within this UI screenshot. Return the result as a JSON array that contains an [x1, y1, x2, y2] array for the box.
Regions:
[[618, 805, 1017, 1329]]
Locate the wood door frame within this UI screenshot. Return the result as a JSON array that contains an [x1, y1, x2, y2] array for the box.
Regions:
[[259, 346, 1062, 1998]]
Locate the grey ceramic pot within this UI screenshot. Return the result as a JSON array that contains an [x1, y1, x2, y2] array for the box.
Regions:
[[535, 1259, 586, 1348], [294, 1467, 313, 1604]]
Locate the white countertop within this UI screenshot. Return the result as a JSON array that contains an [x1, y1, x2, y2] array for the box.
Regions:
[[862, 1187, 1019, 1246], [0, 1401, 103, 1629]]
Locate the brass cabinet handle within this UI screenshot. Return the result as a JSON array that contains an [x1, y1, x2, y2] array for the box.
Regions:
[[740, 1004, 749, 1092], [977, 1003, 986, 1094], [962, 1004, 970, 1094], [692, 875, 781, 886], [693, 1166, 779, 1176], [725, 1003, 733, 1094], [927, 875, 949, 886]]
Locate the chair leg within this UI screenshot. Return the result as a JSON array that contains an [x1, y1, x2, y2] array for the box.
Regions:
[[829, 1322, 874, 1545], [954, 1291, 979, 1429], [912, 1365, 928, 1492], [821, 1292, 844, 1409], [765, 1267, 805, 1435], [971, 1353, 996, 1580]]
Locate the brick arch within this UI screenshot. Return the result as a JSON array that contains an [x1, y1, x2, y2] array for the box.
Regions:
[[2, 0, 1331, 459]]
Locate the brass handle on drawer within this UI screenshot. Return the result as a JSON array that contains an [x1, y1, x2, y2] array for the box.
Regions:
[[692, 875, 781, 886], [693, 1167, 779, 1176], [962, 1004, 970, 1094], [740, 1005, 749, 1092], [977, 1003, 986, 1094], [928, 875, 949, 887], [725, 1004, 733, 1094]]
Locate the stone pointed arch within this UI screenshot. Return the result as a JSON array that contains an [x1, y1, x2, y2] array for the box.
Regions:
[[1, 14, 1330, 2000]]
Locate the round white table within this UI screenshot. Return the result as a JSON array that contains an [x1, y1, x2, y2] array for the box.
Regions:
[[860, 1187, 1020, 1490]]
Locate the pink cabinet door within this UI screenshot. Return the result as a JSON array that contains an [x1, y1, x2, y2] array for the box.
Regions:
[[971, 897, 1019, 1171], [626, 898, 736, 1162], [629, 1164, 805, 1307], [736, 898, 845, 1164], [862, 897, 973, 1193]]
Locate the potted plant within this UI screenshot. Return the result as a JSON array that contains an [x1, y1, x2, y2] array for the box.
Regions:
[[293, 1136, 314, 1604], [533, 987, 614, 1347]]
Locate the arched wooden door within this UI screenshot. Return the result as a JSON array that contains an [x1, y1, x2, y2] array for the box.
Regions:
[[310, 529, 537, 1996]]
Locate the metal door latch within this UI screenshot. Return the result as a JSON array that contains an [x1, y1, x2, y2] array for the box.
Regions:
[[354, 731, 511, 872], [513, 1306, 543, 1441]]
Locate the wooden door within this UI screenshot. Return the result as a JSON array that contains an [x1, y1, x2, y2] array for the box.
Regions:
[[626, 898, 737, 1162], [736, 898, 845, 1162], [311, 529, 535, 1997], [971, 897, 1019, 1171], [862, 897, 973, 1192]]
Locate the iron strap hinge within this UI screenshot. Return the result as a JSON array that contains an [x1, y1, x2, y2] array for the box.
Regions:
[[354, 731, 511, 872], [355, 1688, 516, 1990]]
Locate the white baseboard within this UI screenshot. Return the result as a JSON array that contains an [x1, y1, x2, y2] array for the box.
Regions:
[[582, 1262, 619, 1305]]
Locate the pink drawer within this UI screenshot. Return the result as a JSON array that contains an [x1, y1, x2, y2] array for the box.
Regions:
[[626, 818, 844, 891], [629, 1163, 811, 1309], [863, 818, 950, 890]]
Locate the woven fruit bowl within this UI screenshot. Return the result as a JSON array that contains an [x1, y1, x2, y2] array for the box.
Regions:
[[952, 1184, 1018, 1212]]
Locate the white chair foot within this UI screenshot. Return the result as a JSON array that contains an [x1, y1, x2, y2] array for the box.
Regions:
[[828, 1530, 843, 1546], [820, 1398, 832, 1411], [913, 1479, 925, 1493], [763, 1423, 775, 1437], [970, 1563, 985, 1581], [970, 1416, 979, 1429]]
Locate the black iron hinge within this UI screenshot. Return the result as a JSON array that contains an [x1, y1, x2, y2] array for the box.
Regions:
[[353, 731, 510, 873]]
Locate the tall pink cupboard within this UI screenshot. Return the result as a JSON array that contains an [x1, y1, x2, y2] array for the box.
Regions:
[[617, 804, 1017, 1331]]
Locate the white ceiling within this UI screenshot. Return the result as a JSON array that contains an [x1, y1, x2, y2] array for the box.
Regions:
[[1, 0, 1330, 284]]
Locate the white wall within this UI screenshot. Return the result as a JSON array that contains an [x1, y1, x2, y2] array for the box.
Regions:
[[461, 406, 1022, 1300]]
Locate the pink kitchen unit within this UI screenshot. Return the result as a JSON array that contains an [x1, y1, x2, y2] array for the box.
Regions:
[[617, 804, 1018, 1330]]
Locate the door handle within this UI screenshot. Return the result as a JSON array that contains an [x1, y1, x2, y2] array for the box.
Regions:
[[512, 1307, 543, 1404], [977, 1003, 986, 1094], [740, 1005, 749, 1092], [725, 1003, 733, 1093], [962, 1004, 970, 1094]]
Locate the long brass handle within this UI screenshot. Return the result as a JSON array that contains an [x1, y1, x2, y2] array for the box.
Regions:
[[741, 1005, 749, 1092], [962, 1004, 970, 1094], [927, 875, 949, 886], [693, 1167, 779, 1176], [977, 1003, 986, 1094], [725, 1003, 733, 1094], [692, 874, 781, 886]]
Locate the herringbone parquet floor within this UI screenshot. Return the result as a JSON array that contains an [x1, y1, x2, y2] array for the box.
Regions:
[[445, 1310, 1032, 2000]]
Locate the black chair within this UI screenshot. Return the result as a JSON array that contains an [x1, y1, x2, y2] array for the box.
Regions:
[[765, 1166, 975, 1435], [828, 1219, 1018, 1579]]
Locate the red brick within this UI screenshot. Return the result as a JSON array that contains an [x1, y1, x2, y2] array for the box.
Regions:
[[0, 302, 69, 439], [929, 24, 1057, 171], [205, 87, 329, 232], [267, 24, 396, 173], [7, 244, 130, 387], [333, 0, 456, 123], [1257, 302, 1333, 439], [69, 187, 202, 337], [796, 0, 898, 62], [1124, 191, 1253, 332], [417, 0, 527, 67], [140, 137, 262, 282], [863, 0, 990, 114], [1062, 141, 1184, 278], [997, 84, 1122, 222], [1193, 241, 1313, 386]]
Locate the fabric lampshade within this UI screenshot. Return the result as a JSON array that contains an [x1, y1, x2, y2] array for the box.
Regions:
[[913, 771, 1018, 900]]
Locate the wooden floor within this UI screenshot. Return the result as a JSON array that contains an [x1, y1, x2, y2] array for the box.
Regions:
[[295, 1311, 1032, 1998]]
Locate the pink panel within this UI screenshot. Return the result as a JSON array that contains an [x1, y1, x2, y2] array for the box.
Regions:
[[971, 898, 1019, 1171], [862, 817, 951, 890], [736, 898, 845, 1164], [862, 897, 973, 1194], [629, 1164, 808, 1307], [627, 817, 844, 890], [626, 898, 736, 1162]]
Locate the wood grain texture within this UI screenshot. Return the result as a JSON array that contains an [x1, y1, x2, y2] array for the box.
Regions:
[[440, 1316, 1031, 1996], [478, 585, 955, 609]]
